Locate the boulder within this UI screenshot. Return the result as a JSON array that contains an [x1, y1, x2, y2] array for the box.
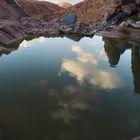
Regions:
[[63, 13, 77, 25]]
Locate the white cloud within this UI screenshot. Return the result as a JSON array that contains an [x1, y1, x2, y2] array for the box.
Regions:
[[19, 37, 46, 48], [61, 45, 125, 90]]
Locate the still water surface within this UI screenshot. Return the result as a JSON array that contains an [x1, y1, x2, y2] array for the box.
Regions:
[[0, 35, 140, 140]]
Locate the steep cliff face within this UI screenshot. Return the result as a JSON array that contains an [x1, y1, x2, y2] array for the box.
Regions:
[[18, 0, 65, 20], [69, 0, 139, 23], [0, 0, 27, 19]]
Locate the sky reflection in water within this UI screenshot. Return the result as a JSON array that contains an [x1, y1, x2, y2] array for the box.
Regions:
[[0, 35, 140, 140]]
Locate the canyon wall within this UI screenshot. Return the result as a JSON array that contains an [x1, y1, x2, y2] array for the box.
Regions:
[[69, 0, 139, 23]]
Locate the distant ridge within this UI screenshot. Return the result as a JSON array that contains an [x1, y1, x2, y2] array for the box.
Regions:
[[58, 2, 73, 8]]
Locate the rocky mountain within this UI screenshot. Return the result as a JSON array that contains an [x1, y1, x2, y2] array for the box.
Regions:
[[17, 0, 66, 20], [58, 2, 73, 8], [69, 0, 140, 23]]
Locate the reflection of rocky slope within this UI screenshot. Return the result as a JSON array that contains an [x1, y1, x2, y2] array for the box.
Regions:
[[132, 46, 140, 95], [103, 37, 127, 67], [103, 37, 140, 94], [0, 39, 23, 56], [0, 35, 84, 56]]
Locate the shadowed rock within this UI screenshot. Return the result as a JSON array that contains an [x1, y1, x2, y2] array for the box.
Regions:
[[63, 13, 77, 25]]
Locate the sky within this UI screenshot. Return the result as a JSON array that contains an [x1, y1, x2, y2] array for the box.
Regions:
[[38, 0, 83, 4]]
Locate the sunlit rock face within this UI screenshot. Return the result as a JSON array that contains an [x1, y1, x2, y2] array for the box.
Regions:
[[68, 0, 138, 23], [68, 0, 121, 23], [61, 45, 124, 90], [58, 2, 73, 8]]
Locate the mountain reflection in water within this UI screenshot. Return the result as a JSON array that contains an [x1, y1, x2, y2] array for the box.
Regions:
[[103, 37, 140, 94], [0, 35, 140, 140]]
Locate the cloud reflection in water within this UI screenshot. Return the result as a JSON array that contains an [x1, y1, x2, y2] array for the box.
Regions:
[[19, 37, 46, 48], [61, 45, 125, 89]]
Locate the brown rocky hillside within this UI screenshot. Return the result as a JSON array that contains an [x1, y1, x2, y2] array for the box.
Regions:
[[69, 0, 139, 23], [17, 0, 66, 20]]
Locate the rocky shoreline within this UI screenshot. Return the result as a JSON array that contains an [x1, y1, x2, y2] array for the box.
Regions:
[[0, 0, 140, 47]]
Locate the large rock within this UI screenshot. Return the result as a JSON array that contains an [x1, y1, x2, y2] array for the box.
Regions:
[[63, 13, 77, 25]]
